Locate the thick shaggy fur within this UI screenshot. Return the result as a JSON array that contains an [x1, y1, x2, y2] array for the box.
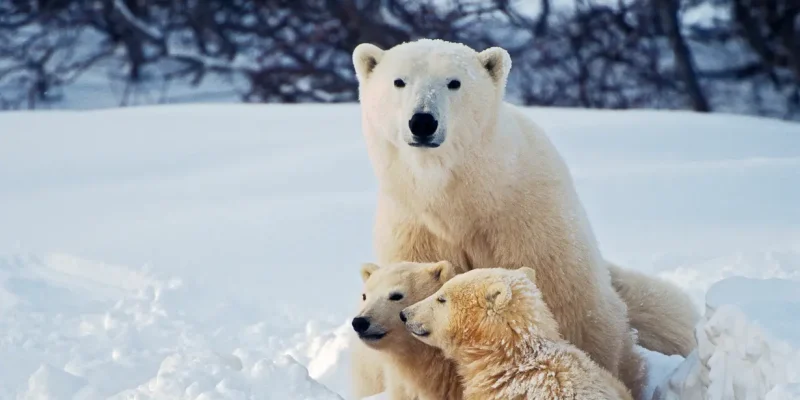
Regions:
[[403, 267, 634, 400], [351, 261, 463, 400], [608, 263, 700, 357], [351, 38, 697, 399]]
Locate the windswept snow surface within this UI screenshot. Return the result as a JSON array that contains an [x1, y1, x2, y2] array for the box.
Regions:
[[1, 104, 799, 398]]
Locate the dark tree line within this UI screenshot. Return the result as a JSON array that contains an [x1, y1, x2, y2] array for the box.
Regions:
[[0, 0, 798, 119]]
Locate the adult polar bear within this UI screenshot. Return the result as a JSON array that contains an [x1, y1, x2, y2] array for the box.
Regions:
[[351, 39, 698, 399]]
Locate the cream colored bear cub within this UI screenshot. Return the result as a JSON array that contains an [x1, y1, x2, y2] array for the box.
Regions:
[[401, 267, 634, 400], [351, 260, 463, 400]]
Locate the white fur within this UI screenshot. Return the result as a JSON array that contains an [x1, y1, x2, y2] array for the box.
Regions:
[[351, 39, 696, 400], [350, 261, 462, 400]]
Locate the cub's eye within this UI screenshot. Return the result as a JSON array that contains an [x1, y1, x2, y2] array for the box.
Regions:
[[437, 296, 446, 304], [362, 293, 366, 301], [394, 79, 406, 88], [447, 80, 461, 90], [389, 293, 404, 301]]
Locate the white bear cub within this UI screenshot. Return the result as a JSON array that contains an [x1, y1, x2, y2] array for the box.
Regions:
[[350, 261, 463, 400]]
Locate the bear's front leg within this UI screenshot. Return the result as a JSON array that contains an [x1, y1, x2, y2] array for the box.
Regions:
[[350, 336, 386, 398], [384, 366, 419, 400]]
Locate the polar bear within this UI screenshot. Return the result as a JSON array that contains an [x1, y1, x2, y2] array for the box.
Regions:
[[351, 38, 698, 399], [351, 260, 462, 400], [401, 266, 634, 400]]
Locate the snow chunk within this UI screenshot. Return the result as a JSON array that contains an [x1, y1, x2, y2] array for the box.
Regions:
[[653, 277, 800, 400], [706, 276, 800, 347], [21, 364, 92, 400], [766, 383, 800, 400], [111, 350, 342, 400]]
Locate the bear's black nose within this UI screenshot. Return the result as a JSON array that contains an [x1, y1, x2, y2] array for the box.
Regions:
[[409, 113, 438, 138], [399, 311, 407, 323], [351, 316, 371, 334]]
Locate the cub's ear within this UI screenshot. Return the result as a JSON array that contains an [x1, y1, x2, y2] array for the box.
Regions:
[[518, 267, 537, 284], [427, 260, 456, 282], [486, 281, 511, 310], [477, 47, 511, 85], [361, 262, 380, 282], [353, 43, 385, 82]]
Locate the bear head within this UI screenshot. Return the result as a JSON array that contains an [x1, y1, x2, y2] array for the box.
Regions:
[[352, 39, 511, 153], [352, 260, 457, 350], [401, 266, 560, 358]]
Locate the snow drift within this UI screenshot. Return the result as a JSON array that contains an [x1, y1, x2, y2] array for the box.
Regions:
[[1, 104, 799, 398]]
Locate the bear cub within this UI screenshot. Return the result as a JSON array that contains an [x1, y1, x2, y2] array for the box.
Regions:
[[401, 266, 634, 400]]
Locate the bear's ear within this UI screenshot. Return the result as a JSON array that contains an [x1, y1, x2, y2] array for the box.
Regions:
[[427, 260, 456, 282], [477, 47, 511, 85], [361, 262, 380, 282], [353, 43, 385, 82], [518, 267, 537, 284], [486, 281, 511, 310]]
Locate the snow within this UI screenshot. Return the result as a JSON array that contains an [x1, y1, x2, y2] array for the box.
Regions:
[[654, 297, 800, 400], [706, 277, 800, 346], [1, 104, 799, 399], [767, 384, 800, 400]]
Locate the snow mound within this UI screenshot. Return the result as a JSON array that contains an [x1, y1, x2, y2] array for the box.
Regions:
[[657, 250, 800, 311], [767, 384, 800, 400], [654, 277, 800, 400], [0, 251, 350, 398], [703, 305, 795, 400], [20, 364, 97, 400], [706, 276, 800, 346], [285, 322, 355, 396], [111, 351, 342, 400]]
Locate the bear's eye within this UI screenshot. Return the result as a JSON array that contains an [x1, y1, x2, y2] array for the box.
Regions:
[[447, 80, 461, 90], [393, 79, 406, 88], [437, 296, 446, 304], [362, 293, 366, 301], [389, 292, 404, 301]]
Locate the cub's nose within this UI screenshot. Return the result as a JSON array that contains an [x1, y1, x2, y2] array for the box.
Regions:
[[409, 113, 438, 138], [399, 311, 407, 323], [351, 316, 371, 334]]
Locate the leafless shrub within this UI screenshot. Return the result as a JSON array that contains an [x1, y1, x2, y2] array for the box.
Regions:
[[0, 0, 797, 119]]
